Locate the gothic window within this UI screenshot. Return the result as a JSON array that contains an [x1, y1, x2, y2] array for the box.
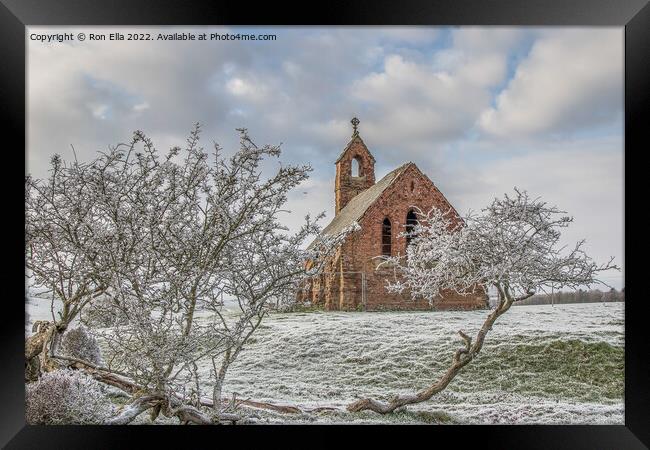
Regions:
[[381, 218, 392, 257], [405, 209, 417, 246], [351, 157, 361, 177]]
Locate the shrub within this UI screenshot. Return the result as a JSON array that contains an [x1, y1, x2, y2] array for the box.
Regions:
[[26, 369, 115, 424], [282, 303, 324, 313], [80, 296, 125, 328], [59, 326, 103, 366]]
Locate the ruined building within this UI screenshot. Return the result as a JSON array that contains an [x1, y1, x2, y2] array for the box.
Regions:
[[302, 118, 488, 311]]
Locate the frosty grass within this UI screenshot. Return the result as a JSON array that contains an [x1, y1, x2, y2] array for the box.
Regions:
[[26, 298, 624, 425]]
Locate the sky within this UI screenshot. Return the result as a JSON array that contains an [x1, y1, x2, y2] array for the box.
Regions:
[[27, 26, 624, 290]]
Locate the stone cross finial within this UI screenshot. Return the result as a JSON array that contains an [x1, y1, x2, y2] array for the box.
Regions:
[[351, 117, 360, 136]]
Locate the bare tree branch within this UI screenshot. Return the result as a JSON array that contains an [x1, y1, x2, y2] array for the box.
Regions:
[[348, 188, 618, 414]]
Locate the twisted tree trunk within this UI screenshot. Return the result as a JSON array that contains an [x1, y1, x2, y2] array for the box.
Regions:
[[347, 287, 524, 414], [25, 321, 63, 380]]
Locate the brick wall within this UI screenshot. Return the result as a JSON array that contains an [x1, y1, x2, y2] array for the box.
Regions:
[[309, 163, 488, 311]]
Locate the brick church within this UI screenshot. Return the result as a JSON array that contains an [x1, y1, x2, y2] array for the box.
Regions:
[[302, 118, 488, 311]]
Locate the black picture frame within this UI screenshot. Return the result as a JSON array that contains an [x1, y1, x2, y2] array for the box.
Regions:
[[2, 0, 645, 448]]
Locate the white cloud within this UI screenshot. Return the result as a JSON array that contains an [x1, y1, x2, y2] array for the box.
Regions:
[[440, 137, 624, 288], [227, 77, 254, 96], [88, 103, 109, 119], [349, 29, 526, 161], [479, 28, 623, 138], [132, 102, 150, 113], [282, 60, 303, 78], [436, 28, 524, 87], [349, 54, 488, 161]]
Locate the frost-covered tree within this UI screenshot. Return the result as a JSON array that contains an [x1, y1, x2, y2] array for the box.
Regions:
[[348, 188, 618, 414], [26, 154, 105, 333], [26, 124, 353, 424], [26, 151, 122, 370], [59, 326, 103, 367], [99, 126, 354, 424], [25, 130, 168, 370]]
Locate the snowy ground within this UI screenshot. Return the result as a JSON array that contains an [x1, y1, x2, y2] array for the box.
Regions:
[[26, 297, 624, 424]]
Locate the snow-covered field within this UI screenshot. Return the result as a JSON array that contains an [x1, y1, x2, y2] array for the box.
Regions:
[[26, 298, 624, 424]]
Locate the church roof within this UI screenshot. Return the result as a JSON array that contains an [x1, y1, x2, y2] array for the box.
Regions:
[[308, 162, 413, 249], [335, 134, 376, 163]]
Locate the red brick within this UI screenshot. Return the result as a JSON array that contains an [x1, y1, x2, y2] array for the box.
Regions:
[[303, 131, 488, 311]]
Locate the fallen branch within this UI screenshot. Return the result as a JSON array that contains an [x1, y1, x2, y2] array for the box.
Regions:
[[106, 394, 165, 425], [234, 400, 302, 414], [33, 342, 342, 422], [195, 394, 339, 415], [103, 385, 132, 399], [106, 392, 240, 425]]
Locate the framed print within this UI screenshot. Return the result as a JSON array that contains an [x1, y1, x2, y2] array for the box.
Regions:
[[2, 0, 646, 448]]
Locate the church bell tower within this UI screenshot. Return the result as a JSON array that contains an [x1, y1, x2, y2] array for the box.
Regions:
[[334, 117, 376, 214]]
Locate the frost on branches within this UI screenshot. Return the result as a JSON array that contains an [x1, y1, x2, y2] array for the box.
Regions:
[[59, 326, 104, 367], [25, 124, 354, 424], [349, 188, 618, 414], [26, 369, 115, 424]]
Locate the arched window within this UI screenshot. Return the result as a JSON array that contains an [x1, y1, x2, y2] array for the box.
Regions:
[[351, 157, 361, 177], [381, 218, 392, 257], [405, 209, 417, 246]]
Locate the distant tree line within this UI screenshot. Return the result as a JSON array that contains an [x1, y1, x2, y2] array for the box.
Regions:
[[514, 287, 624, 306]]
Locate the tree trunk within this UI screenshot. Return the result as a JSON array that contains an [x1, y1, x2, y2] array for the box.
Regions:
[[212, 378, 223, 419], [25, 319, 76, 380], [348, 289, 516, 414], [212, 348, 230, 421], [25, 321, 52, 360]]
